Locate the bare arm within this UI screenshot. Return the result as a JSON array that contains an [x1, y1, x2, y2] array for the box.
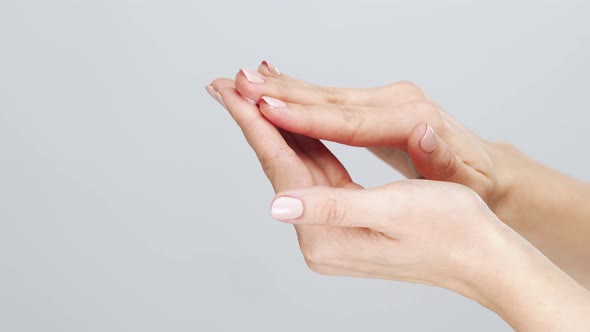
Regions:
[[491, 143, 590, 287], [207, 77, 590, 330]]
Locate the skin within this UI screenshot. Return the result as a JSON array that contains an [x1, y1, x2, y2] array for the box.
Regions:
[[213, 62, 590, 290], [206, 62, 590, 330]]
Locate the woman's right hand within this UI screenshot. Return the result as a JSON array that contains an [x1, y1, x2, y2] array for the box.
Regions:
[[269, 180, 590, 332]]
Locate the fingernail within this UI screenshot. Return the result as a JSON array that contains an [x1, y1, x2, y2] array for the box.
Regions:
[[205, 85, 216, 99], [262, 60, 281, 75], [240, 68, 266, 84], [271, 196, 303, 221], [420, 125, 437, 153], [215, 91, 227, 109], [261, 96, 287, 109], [243, 97, 257, 105]]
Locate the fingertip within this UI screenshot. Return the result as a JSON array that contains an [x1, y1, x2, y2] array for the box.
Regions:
[[209, 78, 235, 92], [260, 60, 281, 76], [258, 96, 292, 127], [218, 87, 248, 106], [235, 70, 262, 103], [407, 122, 438, 179], [205, 84, 216, 99], [261, 96, 287, 109], [216, 88, 230, 109], [270, 196, 304, 223], [411, 122, 429, 142], [407, 122, 430, 158], [419, 125, 437, 154]]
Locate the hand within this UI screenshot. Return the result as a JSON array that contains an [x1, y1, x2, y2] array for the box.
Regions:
[[233, 63, 513, 216], [206, 78, 359, 191], [207, 77, 369, 270], [232, 62, 590, 289], [267, 181, 590, 332], [206, 70, 590, 332], [270, 179, 504, 289], [207, 76, 493, 289]]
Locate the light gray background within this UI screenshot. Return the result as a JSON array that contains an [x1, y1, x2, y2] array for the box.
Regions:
[[1, 0, 589, 331]]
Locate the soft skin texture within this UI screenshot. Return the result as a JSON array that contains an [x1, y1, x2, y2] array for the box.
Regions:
[[223, 62, 590, 289], [206, 66, 590, 330]]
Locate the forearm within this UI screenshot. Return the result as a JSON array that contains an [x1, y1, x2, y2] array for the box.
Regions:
[[489, 143, 590, 287], [461, 221, 590, 331]]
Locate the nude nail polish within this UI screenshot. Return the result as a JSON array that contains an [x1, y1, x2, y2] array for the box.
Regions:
[[261, 96, 287, 109], [243, 97, 257, 105], [420, 125, 437, 153], [271, 196, 303, 221], [240, 68, 266, 84], [205, 85, 216, 99], [262, 60, 281, 75]]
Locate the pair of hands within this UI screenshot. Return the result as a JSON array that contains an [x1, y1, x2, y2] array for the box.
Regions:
[[206, 62, 590, 331], [207, 62, 517, 295]]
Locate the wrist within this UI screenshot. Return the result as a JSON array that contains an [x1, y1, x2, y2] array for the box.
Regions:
[[484, 141, 533, 227], [456, 218, 590, 331]]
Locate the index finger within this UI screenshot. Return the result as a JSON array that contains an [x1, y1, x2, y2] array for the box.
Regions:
[[217, 87, 312, 192], [258, 97, 442, 147]]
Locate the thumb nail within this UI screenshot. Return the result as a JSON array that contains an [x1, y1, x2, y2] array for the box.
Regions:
[[419, 125, 437, 154], [271, 196, 303, 222]]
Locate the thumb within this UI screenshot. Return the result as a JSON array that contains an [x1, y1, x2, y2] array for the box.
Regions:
[[407, 122, 482, 187], [269, 185, 398, 230]]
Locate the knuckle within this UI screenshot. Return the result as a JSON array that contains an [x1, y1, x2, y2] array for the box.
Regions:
[[336, 105, 363, 144], [322, 87, 345, 104], [392, 80, 424, 95], [413, 100, 439, 119], [437, 148, 458, 178], [322, 194, 345, 226], [258, 145, 298, 180]]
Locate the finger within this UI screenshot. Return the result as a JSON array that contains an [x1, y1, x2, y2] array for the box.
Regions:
[[258, 96, 441, 147], [406, 122, 489, 193], [208, 78, 260, 106], [205, 78, 236, 107], [290, 134, 354, 188], [217, 87, 311, 192], [236, 67, 424, 107], [280, 130, 331, 186], [258, 60, 282, 78], [217, 85, 354, 255], [269, 183, 424, 231], [256, 61, 315, 87], [209, 78, 235, 91]]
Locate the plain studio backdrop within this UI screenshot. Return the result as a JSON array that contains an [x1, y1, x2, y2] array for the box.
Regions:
[[1, 1, 589, 331]]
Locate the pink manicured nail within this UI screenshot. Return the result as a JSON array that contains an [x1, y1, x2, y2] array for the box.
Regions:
[[205, 85, 216, 99], [420, 125, 437, 153], [240, 68, 266, 84], [271, 196, 303, 221], [215, 91, 227, 109], [244, 97, 257, 105], [261, 96, 287, 109], [262, 60, 281, 75]]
